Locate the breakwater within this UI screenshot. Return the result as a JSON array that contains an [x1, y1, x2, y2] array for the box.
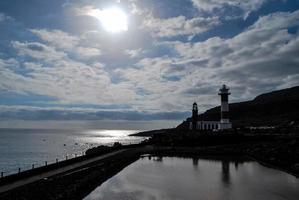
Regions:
[[0, 145, 152, 200]]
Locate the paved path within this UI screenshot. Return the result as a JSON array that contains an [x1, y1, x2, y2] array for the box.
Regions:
[[0, 149, 128, 194]]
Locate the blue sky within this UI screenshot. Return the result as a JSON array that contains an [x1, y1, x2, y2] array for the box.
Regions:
[[0, 0, 299, 129]]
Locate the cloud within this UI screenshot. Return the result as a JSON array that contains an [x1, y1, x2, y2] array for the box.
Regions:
[[142, 15, 220, 38], [129, 1, 144, 15], [191, 0, 268, 18], [12, 41, 67, 61], [30, 29, 101, 60], [0, 12, 13, 22], [249, 10, 299, 30], [125, 48, 143, 58], [1, 43, 121, 105], [0, 105, 189, 121], [174, 10, 299, 99], [115, 56, 206, 111], [1, 2, 299, 123], [30, 29, 79, 50], [117, 10, 299, 111]]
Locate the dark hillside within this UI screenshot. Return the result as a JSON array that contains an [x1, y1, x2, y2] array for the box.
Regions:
[[179, 86, 299, 128]]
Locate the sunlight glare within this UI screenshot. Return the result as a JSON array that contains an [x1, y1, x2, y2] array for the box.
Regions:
[[88, 7, 128, 33]]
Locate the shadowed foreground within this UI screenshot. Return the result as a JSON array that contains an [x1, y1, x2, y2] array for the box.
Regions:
[[1, 132, 299, 199], [0, 147, 150, 200]]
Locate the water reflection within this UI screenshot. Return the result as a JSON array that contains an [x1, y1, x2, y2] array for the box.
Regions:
[[192, 157, 199, 167], [221, 160, 230, 185], [85, 156, 299, 200], [154, 156, 163, 162], [234, 161, 239, 170]]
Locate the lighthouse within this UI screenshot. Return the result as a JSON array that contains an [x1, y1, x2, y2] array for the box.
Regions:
[[218, 84, 232, 129], [192, 102, 198, 130], [188, 84, 232, 131]]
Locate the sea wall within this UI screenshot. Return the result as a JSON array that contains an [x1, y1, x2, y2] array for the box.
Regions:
[[0, 147, 150, 200]]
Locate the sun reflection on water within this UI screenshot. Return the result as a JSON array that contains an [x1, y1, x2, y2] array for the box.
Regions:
[[81, 129, 144, 146]]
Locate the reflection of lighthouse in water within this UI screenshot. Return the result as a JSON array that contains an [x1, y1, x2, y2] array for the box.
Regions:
[[221, 160, 230, 185]]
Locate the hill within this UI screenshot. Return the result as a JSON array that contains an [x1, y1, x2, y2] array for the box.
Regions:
[[178, 86, 299, 128]]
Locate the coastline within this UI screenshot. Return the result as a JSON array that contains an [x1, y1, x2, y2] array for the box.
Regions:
[[0, 147, 148, 200], [1, 131, 299, 199]]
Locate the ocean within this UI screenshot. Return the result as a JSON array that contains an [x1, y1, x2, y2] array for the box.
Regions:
[[0, 128, 145, 176]]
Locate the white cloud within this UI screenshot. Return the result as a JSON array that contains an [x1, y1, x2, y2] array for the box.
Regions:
[[11, 41, 67, 61], [191, 0, 274, 19], [1, 7, 299, 115], [125, 48, 143, 58], [129, 1, 144, 15], [0, 12, 13, 22], [174, 11, 299, 99], [116, 10, 299, 111], [142, 15, 220, 38], [249, 10, 299, 30], [74, 46, 102, 60], [30, 29, 79, 50], [3, 39, 135, 106], [115, 56, 200, 111], [30, 29, 101, 60], [23, 62, 43, 70]]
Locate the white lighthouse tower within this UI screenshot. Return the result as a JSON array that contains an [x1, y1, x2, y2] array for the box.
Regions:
[[218, 84, 232, 129], [188, 84, 233, 131]]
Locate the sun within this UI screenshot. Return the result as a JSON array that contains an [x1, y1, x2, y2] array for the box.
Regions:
[[88, 7, 128, 33]]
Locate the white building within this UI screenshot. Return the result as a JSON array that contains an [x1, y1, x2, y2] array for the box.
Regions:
[[189, 85, 232, 130]]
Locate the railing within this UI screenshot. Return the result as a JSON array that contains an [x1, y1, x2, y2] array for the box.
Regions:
[[0, 151, 86, 179], [0, 143, 145, 183]]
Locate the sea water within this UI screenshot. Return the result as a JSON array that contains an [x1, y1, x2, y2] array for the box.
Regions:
[[0, 128, 145, 175]]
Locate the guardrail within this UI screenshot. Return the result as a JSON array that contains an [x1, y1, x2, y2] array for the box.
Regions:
[[0, 143, 148, 186], [0, 152, 86, 183], [0, 143, 146, 185]]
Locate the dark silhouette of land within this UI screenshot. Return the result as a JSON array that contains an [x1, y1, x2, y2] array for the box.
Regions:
[[179, 85, 299, 128], [131, 86, 299, 138], [129, 85, 299, 176]]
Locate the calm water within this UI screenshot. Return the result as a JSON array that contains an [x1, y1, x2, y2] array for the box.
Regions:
[[85, 156, 299, 200], [0, 128, 145, 175]]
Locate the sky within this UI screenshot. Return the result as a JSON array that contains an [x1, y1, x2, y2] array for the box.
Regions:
[[0, 0, 299, 129]]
